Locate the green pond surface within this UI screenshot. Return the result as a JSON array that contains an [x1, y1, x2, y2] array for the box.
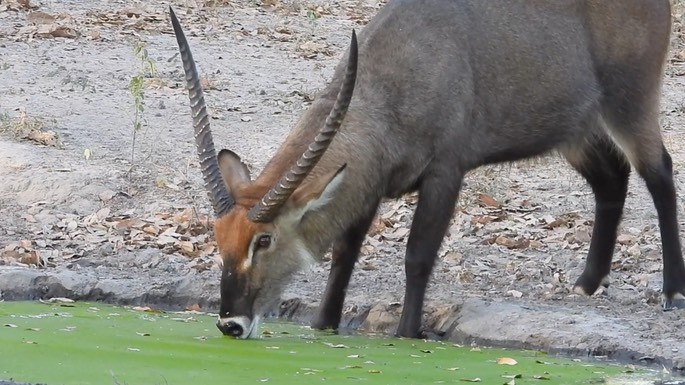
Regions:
[[0, 300, 664, 385]]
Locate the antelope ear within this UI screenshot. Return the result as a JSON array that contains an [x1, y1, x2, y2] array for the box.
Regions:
[[218, 149, 252, 195], [284, 164, 347, 221]]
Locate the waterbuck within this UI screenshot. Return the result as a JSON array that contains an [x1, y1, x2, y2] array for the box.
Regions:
[[169, 0, 685, 339]]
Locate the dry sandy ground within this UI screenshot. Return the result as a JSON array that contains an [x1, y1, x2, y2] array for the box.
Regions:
[[2, 0, 685, 378]]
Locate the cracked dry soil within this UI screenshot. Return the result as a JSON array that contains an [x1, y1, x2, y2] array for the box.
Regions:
[[1, 0, 685, 378]]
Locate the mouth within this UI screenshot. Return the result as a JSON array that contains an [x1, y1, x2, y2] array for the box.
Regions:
[[216, 315, 261, 339]]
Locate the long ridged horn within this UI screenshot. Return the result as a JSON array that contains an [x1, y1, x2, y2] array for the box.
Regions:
[[169, 7, 234, 217], [247, 30, 359, 223]]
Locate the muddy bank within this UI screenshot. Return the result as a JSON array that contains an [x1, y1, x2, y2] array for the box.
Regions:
[[2, 265, 684, 372]]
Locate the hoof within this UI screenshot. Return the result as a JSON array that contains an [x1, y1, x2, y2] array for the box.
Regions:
[[573, 275, 610, 296], [663, 293, 685, 311], [310, 321, 338, 331], [572, 285, 591, 296]]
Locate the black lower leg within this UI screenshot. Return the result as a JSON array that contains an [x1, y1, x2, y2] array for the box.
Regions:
[[311, 209, 378, 330], [396, 175, 462, 338], [639, 147, 685, 309], [570, 143, 630, 295]]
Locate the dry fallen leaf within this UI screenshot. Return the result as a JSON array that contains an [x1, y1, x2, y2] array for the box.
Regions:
[[50, 26, 78, 38], [478, 193, 500, 208], [4, 0, 39, 10], [494, 236, 529, 250], [298, 40, 331, 58]]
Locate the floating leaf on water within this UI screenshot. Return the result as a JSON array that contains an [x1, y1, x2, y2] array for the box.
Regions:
[[45, 297, 74, 304], [324, 343, 349, 348], [497, 357, 518, 365], [300, 367, 322, 373], [131, 306, 162, 313]]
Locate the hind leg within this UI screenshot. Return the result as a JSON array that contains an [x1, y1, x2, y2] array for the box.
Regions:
[[636, 144, 685, 309], [598, 47, 685, 308], [562, 137, 631, 295], [603, 120, 685, 309]]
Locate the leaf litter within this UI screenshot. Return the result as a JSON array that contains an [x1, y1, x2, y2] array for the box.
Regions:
[[0, 205, 218, 273]]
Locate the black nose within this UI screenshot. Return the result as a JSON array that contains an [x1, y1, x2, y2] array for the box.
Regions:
[[217, 320, 243, 337]]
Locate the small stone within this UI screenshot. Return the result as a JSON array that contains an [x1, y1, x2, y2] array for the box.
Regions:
[[99, 189, 115, 201], [617, 234, 634, 245]]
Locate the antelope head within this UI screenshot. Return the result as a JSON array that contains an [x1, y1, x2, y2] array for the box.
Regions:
[[169, 7, 358, 339]]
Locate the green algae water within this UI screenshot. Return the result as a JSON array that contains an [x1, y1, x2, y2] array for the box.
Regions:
[[0, 300, 662, 385]]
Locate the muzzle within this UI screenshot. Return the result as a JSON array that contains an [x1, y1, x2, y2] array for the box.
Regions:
[[216, 315, 260, 339]]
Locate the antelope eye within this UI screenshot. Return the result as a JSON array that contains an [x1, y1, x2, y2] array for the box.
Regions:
[[257, 234, 272, 249]]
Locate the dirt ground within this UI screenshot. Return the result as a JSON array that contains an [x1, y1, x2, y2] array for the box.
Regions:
[[2, 0, 685, 377]]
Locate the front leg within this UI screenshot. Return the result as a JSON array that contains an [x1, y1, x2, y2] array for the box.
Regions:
[[397, 171, 463, 338], [311, 206, 379, 330]]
